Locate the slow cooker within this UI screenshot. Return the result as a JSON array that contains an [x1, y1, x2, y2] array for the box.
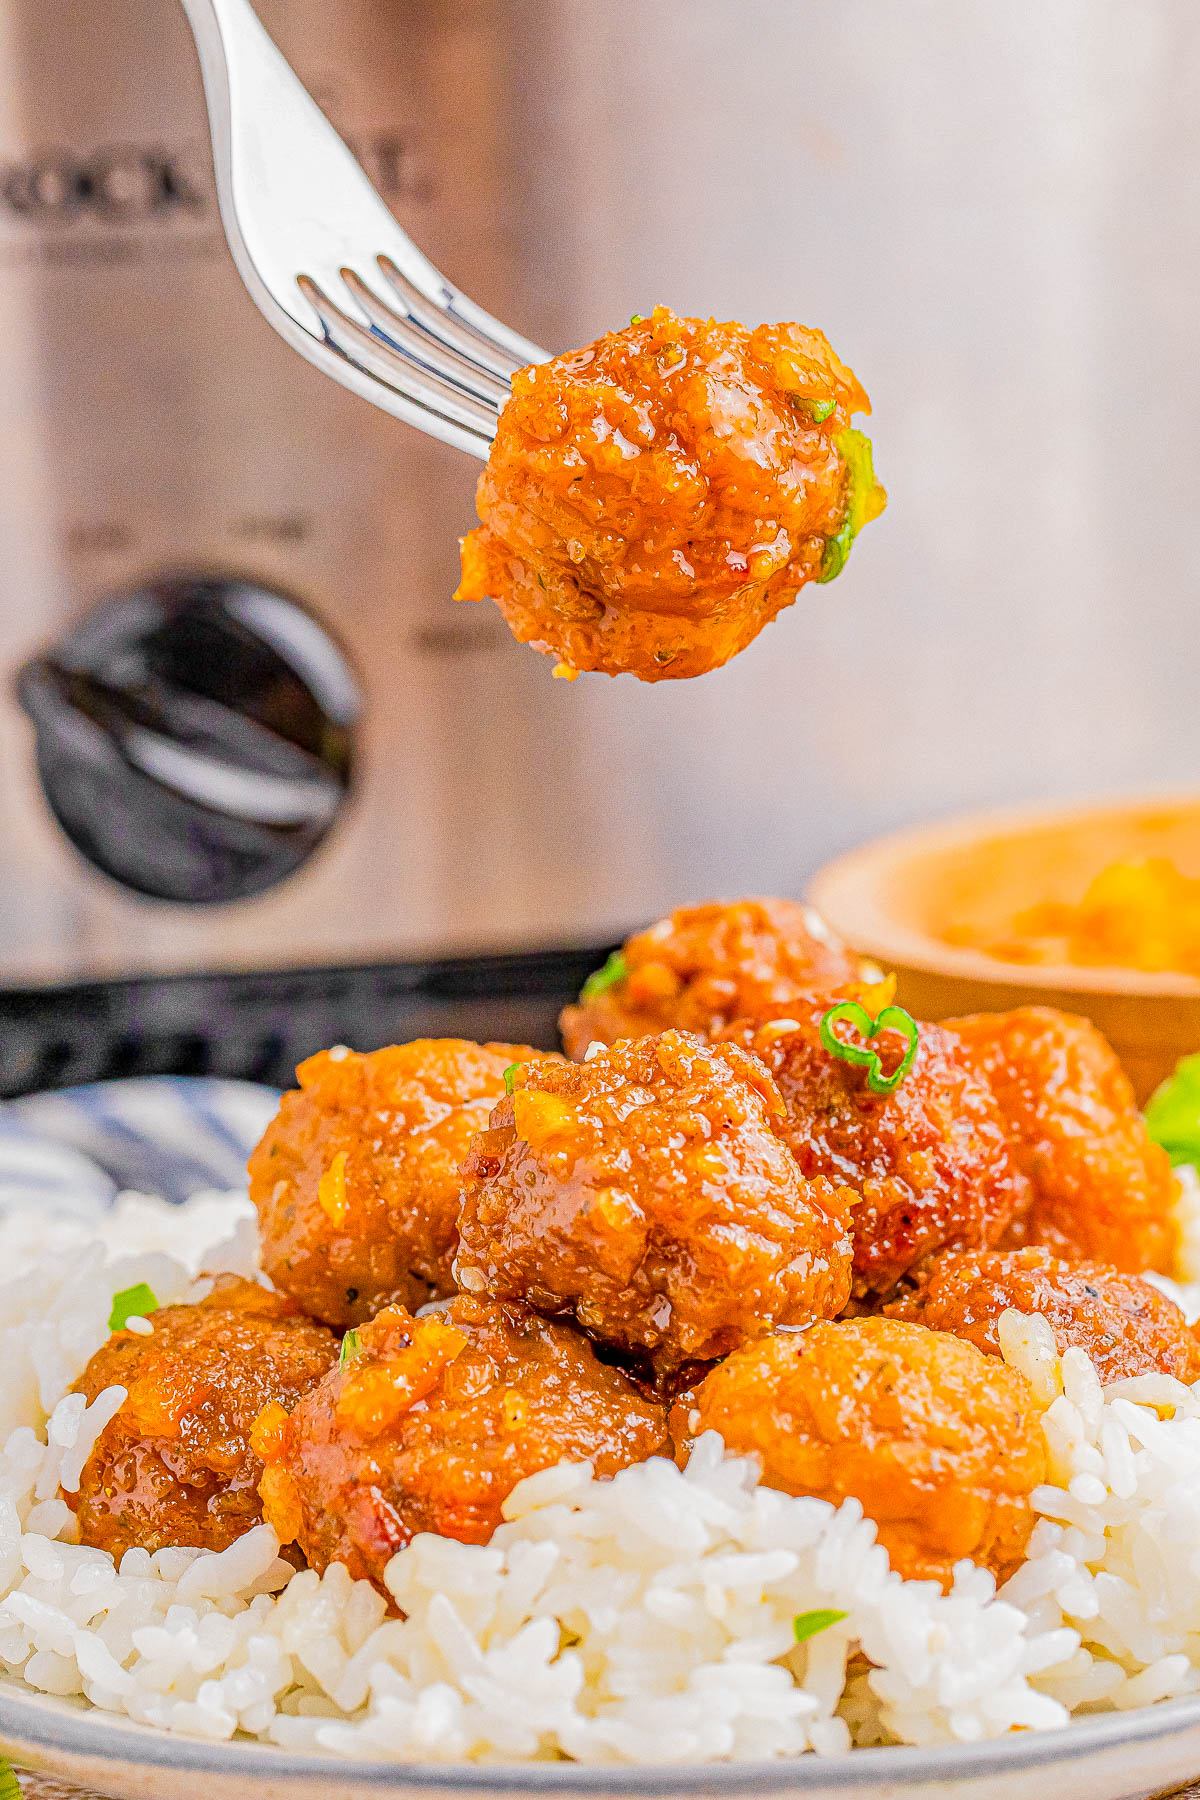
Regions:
[[1, 0, 1197, 1081]]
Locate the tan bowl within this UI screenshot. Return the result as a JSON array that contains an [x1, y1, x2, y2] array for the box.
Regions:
[[807, 792, 1200, 1105]]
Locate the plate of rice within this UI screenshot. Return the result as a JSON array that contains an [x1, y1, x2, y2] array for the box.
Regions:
[[6, 955, 1200, 1800]]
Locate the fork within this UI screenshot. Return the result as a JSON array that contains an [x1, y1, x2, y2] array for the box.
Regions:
[[180, 0, 549, 458]]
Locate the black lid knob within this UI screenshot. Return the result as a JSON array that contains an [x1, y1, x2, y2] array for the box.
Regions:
[[17, 575, 360, 905]]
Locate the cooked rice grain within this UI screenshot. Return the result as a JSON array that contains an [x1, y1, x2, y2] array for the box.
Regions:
[[0, 1195, 1197, 1761]]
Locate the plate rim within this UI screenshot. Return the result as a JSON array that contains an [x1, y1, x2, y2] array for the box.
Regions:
[[4, 1680, 1200, 1793]]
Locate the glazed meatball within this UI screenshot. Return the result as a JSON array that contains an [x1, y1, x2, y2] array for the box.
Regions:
[[254, 1295, 667, 1590], [946, 1007, 1177, 1273], [559, 896, 868, 1060], [885, 1247, 1200, 1385], [671, 1318, 1046, 1588], [720, 1006, 1031, 1302], [249, 1039, 543, 1328], [68, 1276, 337, 1560], [456, 1031, 854, 1383], [455, 307, 886, 682]]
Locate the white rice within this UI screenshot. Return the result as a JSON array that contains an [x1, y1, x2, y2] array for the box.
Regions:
[[3, 1193, 1200, 1762]]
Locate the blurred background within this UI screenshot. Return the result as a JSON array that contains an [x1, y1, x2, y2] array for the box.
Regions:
[[0, 0, 1196, 1083]]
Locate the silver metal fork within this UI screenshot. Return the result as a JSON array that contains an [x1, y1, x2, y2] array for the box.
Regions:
[[180, 0, 549, 458]]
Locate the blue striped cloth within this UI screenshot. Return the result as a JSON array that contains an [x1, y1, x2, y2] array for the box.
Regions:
[[0, 1077, 281, 1216]]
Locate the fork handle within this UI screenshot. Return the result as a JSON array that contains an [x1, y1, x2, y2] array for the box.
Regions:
[[181, 0, 485, 421], [179, 0, 372, 321], [180, 0, 541, 452], [180, 0, 328, 334]]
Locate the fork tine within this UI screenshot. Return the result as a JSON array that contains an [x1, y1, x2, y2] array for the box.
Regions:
[[298, 276, 499, 453], [375, 255, 546, 370], [376, 257, 539, 381], [338, 269, 513, 409]]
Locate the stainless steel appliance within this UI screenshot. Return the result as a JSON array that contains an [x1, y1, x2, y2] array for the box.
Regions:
[[2, 0, 1198, 991]]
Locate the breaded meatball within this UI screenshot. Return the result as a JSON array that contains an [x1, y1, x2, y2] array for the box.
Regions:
[[720, 1006, 1031, 1302], [671, 1318, 1046, 1587], [455, 1031, 854, 1383], [946, 1007, 1177, 1273], [885, 1247, 1200, 1385], [68, 1276, 337, 1560], [249, 1039, 543, 1328], [559, 897, 867, 1060], [255, 1295, 667, 1590], [455, 307, 885, 682]]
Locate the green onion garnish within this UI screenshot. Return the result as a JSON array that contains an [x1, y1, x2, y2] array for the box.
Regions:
[[630, 313, 645, 325], [109, 1282, 158, 1333], [818, 523, 852, 584], [580, 950, 628, 1002], [792, 1608, 848, 1643], [1145, 1052, 1200, 1172], [0, 1756, 21, 1800], [819, 1001, 919, 1096], [503, 1062, 522, 1096], [792, 395, 836, 424], [817, 427, 885, 584], [339, 1327, 363, 1369]]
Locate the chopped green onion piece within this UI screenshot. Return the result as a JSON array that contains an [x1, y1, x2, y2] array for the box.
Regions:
[[793, 1607, 848, 1643], [818, 1001, 919, 1096], [503, 1062, 522, 1096], [0, 1756, 20, 1800], [817, 521, 852, 584], [629, 313, 645, 325], [339, 1327, 363, 1369], [1145, 1052, 1200, 1172], [792, 394, 836, 424], [109, 1282, 158, 1334], [817, 427, 886, 584], [580, 950, 628, 1002], [839, 428, 886, 535]]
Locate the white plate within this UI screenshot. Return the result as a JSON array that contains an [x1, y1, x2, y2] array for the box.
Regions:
[[1, 1085, 1192, 1800], [3, 1683, 1200, 1800]]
